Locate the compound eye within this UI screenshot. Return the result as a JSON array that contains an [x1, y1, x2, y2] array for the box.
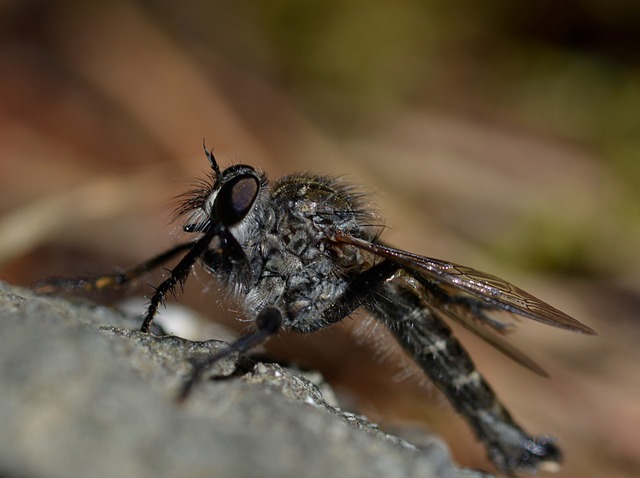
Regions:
[[215, 174, 260, 226]]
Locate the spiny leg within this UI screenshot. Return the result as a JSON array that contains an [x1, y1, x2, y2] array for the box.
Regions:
[[178, 260, 399, 400], [177, 306, 283, 402], [35, 238, 214, 333], [141, 228, 223, 332], [34, 242, 196, 294], [365, 281, 561, 475]]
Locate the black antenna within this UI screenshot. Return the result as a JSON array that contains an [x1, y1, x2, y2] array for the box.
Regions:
[[202, 139, 221, 176]]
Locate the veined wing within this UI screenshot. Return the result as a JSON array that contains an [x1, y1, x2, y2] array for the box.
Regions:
[[332, 230, 596, 335], [433, 299, 549, 376]]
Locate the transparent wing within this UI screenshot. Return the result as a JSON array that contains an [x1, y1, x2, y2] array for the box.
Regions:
[[332, 230, 596, 335], [434, 298, 549, 376]]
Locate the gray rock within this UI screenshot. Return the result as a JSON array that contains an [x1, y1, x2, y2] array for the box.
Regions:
[[0, 281, 490, 478]]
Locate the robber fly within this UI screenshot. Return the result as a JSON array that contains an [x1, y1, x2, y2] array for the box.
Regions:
[[38, 145, 595, 475]]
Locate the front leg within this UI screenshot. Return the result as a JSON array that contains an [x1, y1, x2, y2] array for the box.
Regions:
[[143, 224, 246, 332]]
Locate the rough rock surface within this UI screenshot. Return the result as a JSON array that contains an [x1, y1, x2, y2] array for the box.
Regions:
[[0, 281, 490, 478]]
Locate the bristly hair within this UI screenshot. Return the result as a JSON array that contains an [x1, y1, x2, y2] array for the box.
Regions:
[[171, 173, 216, 223], [171, 141, 220, 225]]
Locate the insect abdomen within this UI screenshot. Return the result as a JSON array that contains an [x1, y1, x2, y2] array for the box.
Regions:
[[366, 282, 561, 474]]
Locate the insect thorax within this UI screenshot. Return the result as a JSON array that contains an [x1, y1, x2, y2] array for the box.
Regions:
[[227, 173, 381, 331]]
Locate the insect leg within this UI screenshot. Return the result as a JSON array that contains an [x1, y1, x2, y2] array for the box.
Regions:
[[365, 281, 561, 474], [291, 259, 400, 333], [141, 228, 224, 332], [35, 242, 196, 294], [177, 260, 399, 400], [177, 306, 282, 402]]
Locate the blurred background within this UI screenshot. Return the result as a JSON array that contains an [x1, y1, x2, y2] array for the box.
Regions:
[[1, 1, 639, 476]]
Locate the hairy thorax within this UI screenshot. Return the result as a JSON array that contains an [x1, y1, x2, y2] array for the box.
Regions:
[[240, 173, 381, 332]]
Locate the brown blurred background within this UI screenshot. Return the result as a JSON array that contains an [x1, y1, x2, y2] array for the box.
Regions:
[[1, 1, 639, 476]]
